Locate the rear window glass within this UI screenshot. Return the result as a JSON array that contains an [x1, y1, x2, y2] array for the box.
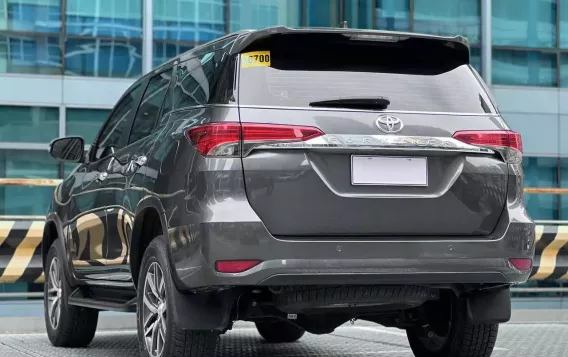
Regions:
[[238, 34, 495, 114]]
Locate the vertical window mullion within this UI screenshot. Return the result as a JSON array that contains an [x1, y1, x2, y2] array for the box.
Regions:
[[409, 0, 414, 32]]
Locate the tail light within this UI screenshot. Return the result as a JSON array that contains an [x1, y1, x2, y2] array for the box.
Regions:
[[452, 130, 522, 164], [186, 122, 324, 156]]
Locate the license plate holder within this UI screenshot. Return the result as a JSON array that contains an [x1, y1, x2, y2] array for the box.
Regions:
[[351, 156, 428, 186]]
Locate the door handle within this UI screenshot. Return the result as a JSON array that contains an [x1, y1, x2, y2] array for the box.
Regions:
[[129, 155, 147, 170], [132, 155, 147, 167], [96, 171, 108, 182]]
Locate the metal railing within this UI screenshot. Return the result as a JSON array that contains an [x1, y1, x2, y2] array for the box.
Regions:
[[0, 178, 568, 298], [1, 178, 568, 193]]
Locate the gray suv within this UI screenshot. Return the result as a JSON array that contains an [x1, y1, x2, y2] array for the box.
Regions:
[[43, 27, 535, 357]]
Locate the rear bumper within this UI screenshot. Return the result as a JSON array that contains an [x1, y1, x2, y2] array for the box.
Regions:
[[170, 218, 535, 290]]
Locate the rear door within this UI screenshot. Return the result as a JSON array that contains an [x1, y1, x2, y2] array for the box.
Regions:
[[104, 66, 173, 283], [237, 33, 510, 237]]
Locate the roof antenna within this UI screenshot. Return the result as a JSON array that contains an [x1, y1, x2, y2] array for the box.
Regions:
[[339, 21, 348, 28]]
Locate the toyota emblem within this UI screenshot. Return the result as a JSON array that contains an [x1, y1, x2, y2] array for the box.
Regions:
[[376, 115, 403, 134]]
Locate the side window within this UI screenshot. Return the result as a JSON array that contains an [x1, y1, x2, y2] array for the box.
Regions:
[[129, 69, 172, 144], [95, 84, 142, 160], [172, 50, 233, 110]]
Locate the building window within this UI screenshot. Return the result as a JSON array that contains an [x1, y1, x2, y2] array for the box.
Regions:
[[0, 34, 62, 75], [66, 0, 142, 39], [561, 0, 568, 48], [414, 0, 480, 44], [523, 157, 559, 221], [470, 47, 481, 73], [153, 42, 194, 67], [154, 0, 226, 44], [560, 158, 568, 220], [66, 108, 111, 144], [376, 0, 410, 31], [492, 50, 557, 86], [65, 38, 142, 78], [230, 0, 301, 32], [344, 0, 373, 29], [2, 0, 61, 34], [493, 0, 557, 48], [306, 0, 340, 27], [0, 150, 58, 216], [561, 53, 568, 87], [0, 106, 59, 143], [65, 0, 142, 77]]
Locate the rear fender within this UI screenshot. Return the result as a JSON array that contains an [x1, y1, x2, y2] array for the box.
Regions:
[[131, 197, 169, 287]]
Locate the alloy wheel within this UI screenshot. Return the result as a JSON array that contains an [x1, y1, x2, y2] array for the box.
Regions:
[[47, 257, 62, 330], [142, 262, 167, 357]]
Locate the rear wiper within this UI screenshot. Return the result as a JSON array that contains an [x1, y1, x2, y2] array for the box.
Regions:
[[309, 97, 390, 110]]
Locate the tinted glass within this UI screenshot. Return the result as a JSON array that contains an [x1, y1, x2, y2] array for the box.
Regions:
[[154, 0, 225, 43], [493, 50, 557, 86], [65, 38, 142, 78], [3, 0, 60, 33], [66, 0, 142, 38], [470, 47, 481, 73], [344, 0, 373, 29], [414, 0, 480, 44], [306, 0, 339, 27], [172, 50, 234, 109], [129, 70, 172, 144], [562, 1, 568, 48], [230, 0, 301, 31], [0, 34, 61, 74], [153, 42, 193, 67], [67, 108, 111, 144], [561, 158, 568, 219], [376, 0, 410, 31], [0, 106, 58, 143], [561, 53, 568, 87], [95, 84, 142, 159], [493, 0, 556, 48], [239, 38, 494, 114], [523, 157, 558, 220], [0, 150, 57, 215]]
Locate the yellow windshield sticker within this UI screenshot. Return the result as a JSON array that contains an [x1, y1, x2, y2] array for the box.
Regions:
[[241, 51, 271, 68]]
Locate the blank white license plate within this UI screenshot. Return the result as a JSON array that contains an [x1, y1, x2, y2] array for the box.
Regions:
[[351, 156, 428, 186]]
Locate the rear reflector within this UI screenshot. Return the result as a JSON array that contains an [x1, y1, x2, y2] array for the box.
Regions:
[[215, 260, 261, 273], [186, 123, 324, 156], [452, 130, 522, 152], [508, 258, 532, 271]]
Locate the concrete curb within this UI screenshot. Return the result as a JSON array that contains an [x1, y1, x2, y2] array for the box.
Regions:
[[0, 310, 567, 334]]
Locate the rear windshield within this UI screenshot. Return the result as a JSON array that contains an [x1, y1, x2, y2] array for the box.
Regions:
[[238, 34, 495, 114]]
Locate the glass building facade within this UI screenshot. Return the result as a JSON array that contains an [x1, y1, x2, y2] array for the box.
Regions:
[[0, 0, 567, 223]]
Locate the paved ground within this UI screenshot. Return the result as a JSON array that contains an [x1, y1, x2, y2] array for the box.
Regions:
[[0, 322, 566, 357]]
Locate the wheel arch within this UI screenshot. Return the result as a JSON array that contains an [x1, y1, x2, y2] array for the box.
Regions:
[[130, 198, 168, 288], [42, 214, 63, 270]]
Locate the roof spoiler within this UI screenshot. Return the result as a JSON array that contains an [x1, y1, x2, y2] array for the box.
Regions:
[[231, 26, 471, 64]]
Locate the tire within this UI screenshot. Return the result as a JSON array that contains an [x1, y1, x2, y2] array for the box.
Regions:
[[44, 238, 99, 347], [276, 285, 429, 312], [406, 293, 498, 357], [256, 320, 305, 343], [137, 235, 219, 357]]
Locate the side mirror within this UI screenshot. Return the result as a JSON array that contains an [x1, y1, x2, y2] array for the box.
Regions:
[[49, 137, 85, 163]]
